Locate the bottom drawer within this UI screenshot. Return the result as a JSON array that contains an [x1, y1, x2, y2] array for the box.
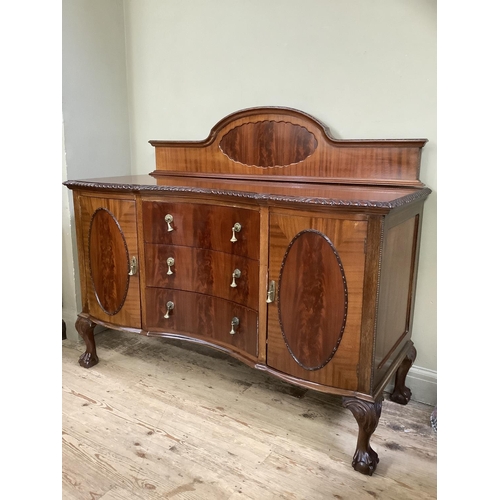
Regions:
[[145, 288, 258, 358]]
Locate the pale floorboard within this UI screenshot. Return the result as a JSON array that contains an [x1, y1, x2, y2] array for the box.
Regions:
[[62, 329, 437, 500]]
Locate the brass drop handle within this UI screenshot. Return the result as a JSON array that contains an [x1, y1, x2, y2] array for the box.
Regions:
[[164, 301, 174, 319], [165, 214, 174, 232], [230, 222, 242, 243], [230, 269, 241, 288], [128, 256, 137, 276], [230, 317, 240, 335], [166, 257, 175, 275]]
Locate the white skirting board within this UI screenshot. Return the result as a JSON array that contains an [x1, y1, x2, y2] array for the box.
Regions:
[[386, 365, 437, 407], [62, 308, 79, 341]]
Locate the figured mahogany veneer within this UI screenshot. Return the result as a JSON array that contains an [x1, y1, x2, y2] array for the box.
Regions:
[[278, 230, 348, 371], [76, 195, 141, 329], [149, 106, 427, 187], [88, 207, 131, 315], [144, 244, 259, 310], [219, 120, 319, 167], [65, 106, 430, 476], [142, 201, 260, 259], [145, 288, 258, 358]]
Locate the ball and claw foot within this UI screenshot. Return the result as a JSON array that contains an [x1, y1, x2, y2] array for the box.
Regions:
[[390, 344, 417, 406], [75, 316, 99, 369], [390, 385, 412, 405], [352, 447, 379, 476], [342, 396, 382, 476], [78, 351, 99, 369]]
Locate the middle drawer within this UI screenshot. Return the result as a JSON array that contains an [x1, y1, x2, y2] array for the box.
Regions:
[[144, 244, 259, 311]]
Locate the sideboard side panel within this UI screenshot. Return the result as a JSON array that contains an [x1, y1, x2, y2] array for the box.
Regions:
[[73, 191, 89, 314], [373, 210, 421, 387]]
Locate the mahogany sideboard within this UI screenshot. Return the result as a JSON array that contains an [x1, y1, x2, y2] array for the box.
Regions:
[[64, 107, 431, 475]]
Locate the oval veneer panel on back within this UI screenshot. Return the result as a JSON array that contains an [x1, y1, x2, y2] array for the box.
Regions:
[[219, 120, 318, 167]]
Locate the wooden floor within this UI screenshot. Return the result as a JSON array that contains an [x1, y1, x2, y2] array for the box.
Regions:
[[62, 329, 437, 500]]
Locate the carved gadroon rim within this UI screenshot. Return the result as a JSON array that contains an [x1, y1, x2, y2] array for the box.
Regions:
[[88, 207, 130, 316], [277, 229, 348, 371], [64, 180, 431, 210]]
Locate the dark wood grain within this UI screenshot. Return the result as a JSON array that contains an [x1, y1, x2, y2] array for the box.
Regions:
[[88, 207, 130, 315], [144, 244, 259, 310], [342, 396, 383, 475], [390, 344, 417, 405], [278, 230, 347, 370], [78, 195, 142, 329], [266, 211, 368, 390], [219, 120, 318, 167], [65, 175, 431, 211], [374, 216, 418, 387], [149, 107, 427, 186], [356, 215, 384, 395], [75, 315, 98, 368], [142, 201, 260, 259], [145, 288, 258, 358], [64, 106, 431, 477]]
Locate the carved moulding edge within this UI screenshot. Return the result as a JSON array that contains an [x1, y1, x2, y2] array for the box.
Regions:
[[64, 181, 431, 210]]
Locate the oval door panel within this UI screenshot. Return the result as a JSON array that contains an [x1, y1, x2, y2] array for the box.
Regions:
[[278, 230, 348, 371], [88, 208, 130, 315]]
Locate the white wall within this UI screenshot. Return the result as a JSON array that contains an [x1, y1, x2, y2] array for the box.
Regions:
[[123, 0, 437, 404], [62, 0, 436, 404], [62, 0, 131, 339], [62, 123, 78, 340]]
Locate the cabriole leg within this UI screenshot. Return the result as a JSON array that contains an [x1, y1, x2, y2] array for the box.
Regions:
[[75, 316, 99, 368], [390, 344, 417, 405], [342, 396, 382, 476]]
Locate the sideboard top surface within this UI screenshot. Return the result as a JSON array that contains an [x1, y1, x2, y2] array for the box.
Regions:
[[64, 174, 430, 211]]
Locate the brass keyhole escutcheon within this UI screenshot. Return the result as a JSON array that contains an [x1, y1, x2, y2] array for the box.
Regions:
[[128, 256, 137, 276], [266, 280, 276, 303]]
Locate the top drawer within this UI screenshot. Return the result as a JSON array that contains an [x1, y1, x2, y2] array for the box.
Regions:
[[142, 201, 260, 260]]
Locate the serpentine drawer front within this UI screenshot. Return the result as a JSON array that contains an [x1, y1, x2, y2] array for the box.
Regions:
[[145, 288, 258, 357], [142, 201, 260, 260], [144, 244, 259, 310], [65, 106, 431, 476]]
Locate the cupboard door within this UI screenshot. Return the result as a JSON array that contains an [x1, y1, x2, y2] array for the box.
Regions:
[[78, 195, 141, 328], [267, 212, 367, 391]]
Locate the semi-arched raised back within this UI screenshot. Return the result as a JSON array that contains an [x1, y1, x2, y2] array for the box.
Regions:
[[149, 106, 427, 187]]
